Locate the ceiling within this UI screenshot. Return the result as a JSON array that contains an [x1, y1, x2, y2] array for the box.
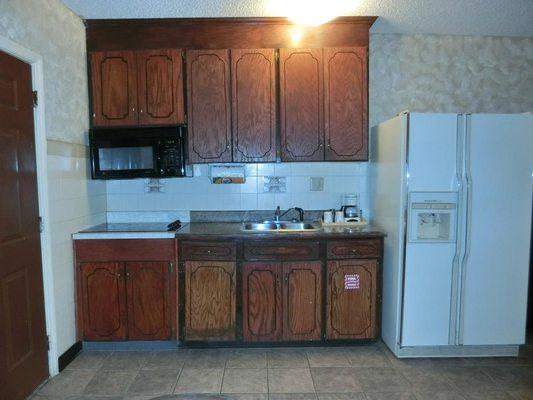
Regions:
[[62, 0, 533, 37]]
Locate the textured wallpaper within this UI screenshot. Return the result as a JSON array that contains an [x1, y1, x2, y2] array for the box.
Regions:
[[0, 0, 88, 144], [369, 34, 533, 127]]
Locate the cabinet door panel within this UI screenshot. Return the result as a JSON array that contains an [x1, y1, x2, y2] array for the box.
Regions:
[[231, 49, 276, 162], [242, 262, 282, 342], [90, 51, 137, 127], [283, 261, 322, 341], [185, 261, 235, 341], [324, 47, 368, 160], [80, 262, 127, 340], [280, 48, 324, 162], [126, 262, 171, 340], [327, 259, 377, 339], [137, 49, 185, 125], [186, 49, 232, 163]]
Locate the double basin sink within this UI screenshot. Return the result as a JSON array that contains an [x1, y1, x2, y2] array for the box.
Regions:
[[242, 220, 321, 232]]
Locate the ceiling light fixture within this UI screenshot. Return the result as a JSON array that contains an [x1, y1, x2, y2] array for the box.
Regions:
[[267, 0, 359, 27]]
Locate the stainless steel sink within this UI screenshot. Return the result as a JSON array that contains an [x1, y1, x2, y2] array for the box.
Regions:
[[242, 221, 321, 232]]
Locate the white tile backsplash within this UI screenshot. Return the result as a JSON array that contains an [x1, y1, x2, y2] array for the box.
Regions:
[[105, 162, 370, 216]]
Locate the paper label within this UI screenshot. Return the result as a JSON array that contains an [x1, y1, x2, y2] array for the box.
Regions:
[[344, 274, 360, 290]]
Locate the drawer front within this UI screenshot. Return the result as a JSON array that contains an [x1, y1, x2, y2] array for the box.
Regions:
[[182, 241, 236, 260], [327, 239, 381, 259], [244, 241, 319, 261]]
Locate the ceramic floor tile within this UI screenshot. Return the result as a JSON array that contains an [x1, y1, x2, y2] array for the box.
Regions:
[[224, 395, 268, 400], [268, 368, 316, 394], [507, 389, 533, 400], [174, 368, 224, 394], [461, 391, 515, 400], [222, 368, 268, 393], [480, 366, 533, 390], [346, 348, 391, 367], [413, 392, 466, 400], [317, 394, 365, 400], [226, 349, 268, 368], [354, 367, 412, 393], [443, 367, 498, 390], [310, 367, 362, 393], [100, 351, 148, 371], [63, 396, 124, 400], [38, 370, 96, 397], [127, 369, 179, 395], [365, 393, 417, 400], [306, 349, 351, 368], [143, 350, 189, 370], [184, 349, 230, 368], [66, 351, 112, 370], [82, 370, 138, 395], [268, 350, 309, 368], [399, 367, 455, 392], [270, 394, 318, 400]]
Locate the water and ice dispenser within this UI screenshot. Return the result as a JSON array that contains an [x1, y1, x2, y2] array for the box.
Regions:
[[408, 192, 458, 243]]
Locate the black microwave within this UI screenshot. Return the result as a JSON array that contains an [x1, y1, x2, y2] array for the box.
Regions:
[[89, 126, 186, 179]]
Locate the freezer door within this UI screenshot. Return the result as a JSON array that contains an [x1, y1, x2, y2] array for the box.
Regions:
[[461, 114, 533, 345]]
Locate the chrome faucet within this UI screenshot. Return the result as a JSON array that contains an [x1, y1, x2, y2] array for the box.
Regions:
[[274, 206, 304, 222]]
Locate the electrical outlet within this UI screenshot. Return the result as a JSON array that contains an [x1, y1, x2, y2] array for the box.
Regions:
[[310, 177, 324, 191]]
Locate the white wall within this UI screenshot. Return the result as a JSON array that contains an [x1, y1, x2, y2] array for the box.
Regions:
[[0, 0, 106, 357]]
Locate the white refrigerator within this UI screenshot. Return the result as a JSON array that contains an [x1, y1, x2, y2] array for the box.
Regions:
[[370, 112, 532, 357]]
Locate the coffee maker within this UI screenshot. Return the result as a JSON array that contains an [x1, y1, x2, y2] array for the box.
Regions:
[[340, 194, 360, 222]]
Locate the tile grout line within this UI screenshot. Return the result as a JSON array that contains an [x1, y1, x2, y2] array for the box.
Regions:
[[305, 349, 319, 398]]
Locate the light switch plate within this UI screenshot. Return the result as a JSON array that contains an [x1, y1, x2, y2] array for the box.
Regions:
[[310, 177, 324, 191]]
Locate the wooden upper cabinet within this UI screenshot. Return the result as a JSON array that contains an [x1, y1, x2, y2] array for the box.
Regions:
[[280, 48, 324, 162], [186, 49, 232, 163], [125, 261, 171, 340], [231, 49, 277, 162], [283, 261, 322, 341], [324, 47, 368, 160], [242, 262, 283, 342], [136, 49, 184, 126], [185, 261, 236, 341], [80, 262, 127, 341], [90, 51, 138, 127], [327, 259, 377, 340]]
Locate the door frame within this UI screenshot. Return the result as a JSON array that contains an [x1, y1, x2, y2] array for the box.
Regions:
[[0, 34, 59, 376]]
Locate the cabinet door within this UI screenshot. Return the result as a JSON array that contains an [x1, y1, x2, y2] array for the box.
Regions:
[[283, 261, 322, 341], [242, 262, 283, 342], [327, 259, 377, 339], [185, 261, 236, 340], [279, 48, 324, 162], [231, 49, 277, 162], [90, 51, 138, 127], [80, 262, 127, 340], [186, 49, 232, 163], [137, 49, 185, 126], [125, 262, 171, 340], [324, 47, 368, 160]]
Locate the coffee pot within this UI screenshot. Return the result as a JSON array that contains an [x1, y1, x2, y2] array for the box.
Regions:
[[340, 194, 360, 221]]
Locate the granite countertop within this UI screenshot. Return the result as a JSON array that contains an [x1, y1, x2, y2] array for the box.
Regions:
[[72, 223, 176, 240], [175, 222, 386, 240], [73, 221, 386, 240]]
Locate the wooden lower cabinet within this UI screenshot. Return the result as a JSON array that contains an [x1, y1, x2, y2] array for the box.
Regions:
[[283, 262, 322, 341], [80, 262, 127, 341], [242, 261, 321, 342], [79, 261, 173, 341], [242, 262, 283, 341], [126, 262, 171, 340], [185, 261, 236, 341], [326, 259, 378, 339]]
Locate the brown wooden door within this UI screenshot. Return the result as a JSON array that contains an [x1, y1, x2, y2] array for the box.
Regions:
[[324, 47, 368, 161], [279, 48, 324, 162], [242, 262, 282, 342], [126, 262, 171, 340], [282, 261, 322, 341], [137, 49, 185, 126], [80, 262, 127, 341], [185, 261, 236, 340], [231, 49, 277, 162], [0, 50, 48, 400], [90, 51, 138, 127], [327, 259, 377, 339], [186, 49, 232, 163]]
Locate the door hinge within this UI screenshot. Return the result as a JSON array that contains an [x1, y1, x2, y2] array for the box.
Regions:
[[39, 216, 44, 233], [169, 262, 173, 273], [32, 90, 38, 107]]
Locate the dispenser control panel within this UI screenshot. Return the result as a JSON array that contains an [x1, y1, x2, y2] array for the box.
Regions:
[[408, 192, 458, 243]]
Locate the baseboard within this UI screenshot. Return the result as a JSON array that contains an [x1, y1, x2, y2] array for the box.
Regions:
[[58, 341, 83, 371]]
